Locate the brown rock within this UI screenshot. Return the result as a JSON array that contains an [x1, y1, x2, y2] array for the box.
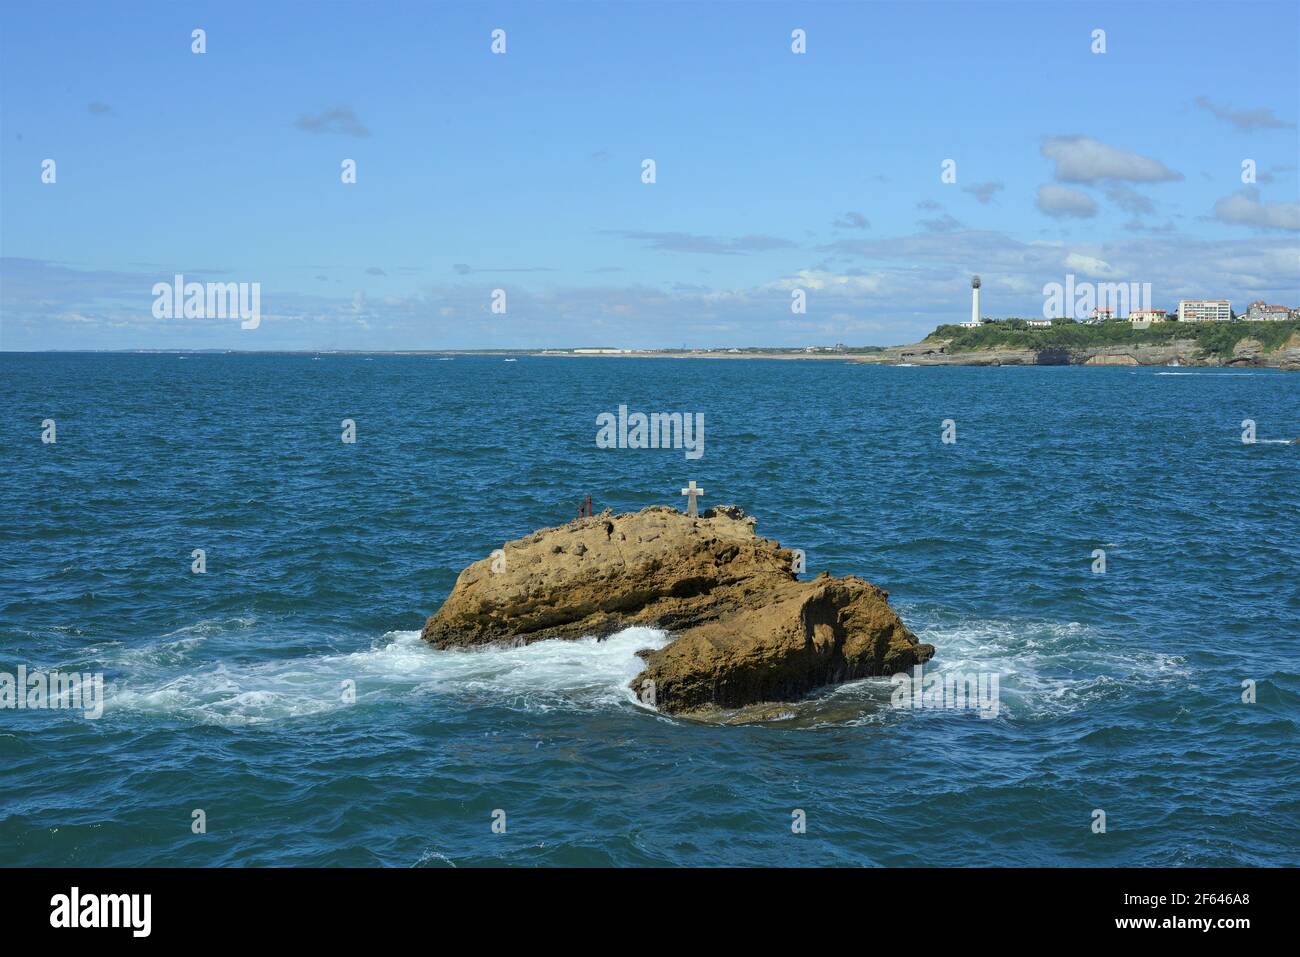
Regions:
[[633, 573, 932, 716], [420, 506, 934, 715]]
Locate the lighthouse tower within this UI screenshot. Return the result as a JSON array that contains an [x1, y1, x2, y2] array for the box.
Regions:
[[971, 275, 981, 325]]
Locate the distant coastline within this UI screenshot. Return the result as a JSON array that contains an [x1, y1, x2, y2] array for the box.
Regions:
[[6, 319, 1298, 369], [1, 348, 875, 360], [855, 318, 1300, 370]]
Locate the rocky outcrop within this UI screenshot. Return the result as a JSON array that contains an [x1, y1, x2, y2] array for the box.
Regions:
[[420, 506, 933, 716], [633, 573, 928, 715], [1236, 332, 1300, 370], [1275, 333, 1300, 371], [854, 334, 1300, 369], [854, 339, 1042, 366]]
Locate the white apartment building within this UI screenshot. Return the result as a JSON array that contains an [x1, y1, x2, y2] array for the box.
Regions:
[[1026, 318, 1052, 328], [1177, 300, 1232, 322]]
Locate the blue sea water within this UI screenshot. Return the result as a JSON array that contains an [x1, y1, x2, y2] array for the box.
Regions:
[[0, 353, 1296, 867]]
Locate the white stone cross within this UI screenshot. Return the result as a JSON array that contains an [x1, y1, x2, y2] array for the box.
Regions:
[[680, 480, 704, 517]]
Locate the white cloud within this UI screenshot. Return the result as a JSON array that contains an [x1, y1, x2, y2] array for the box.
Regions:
[[1063, 253, 1115, 276], [293, 106, 370, 138], [6, 228, 1297, 350], [605, 230, 796, 255], [963, 181, 1004, 204], [768, 269, 884, 294], [1104, 184, 1156, 215], [1041, 136, 1182, 184], [1036, 184, 1098, 218], [918, 213, 964, 233], [832, 211, 870, 229], [1194, 97, 1295, 132], [1212, 189, 1300, 231]]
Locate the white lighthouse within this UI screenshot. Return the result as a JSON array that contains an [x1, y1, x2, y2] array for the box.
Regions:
[[960, 275, 982, 327]]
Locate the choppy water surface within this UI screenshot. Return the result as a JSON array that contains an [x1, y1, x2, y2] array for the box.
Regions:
[[1, 354, 1296, 866]]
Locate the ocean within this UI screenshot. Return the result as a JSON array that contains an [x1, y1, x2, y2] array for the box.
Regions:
[[1, 353, 1296, 866]]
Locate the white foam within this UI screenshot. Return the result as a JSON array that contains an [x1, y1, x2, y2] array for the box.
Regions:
[[904, 617, 1189, 719], [757, 616, 1192, 728], [106, 626, 670, 726], [103, 614, 1180, 727]]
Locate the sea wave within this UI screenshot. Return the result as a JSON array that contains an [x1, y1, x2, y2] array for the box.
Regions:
[[906, 617, 1190, 719], [100, 614, 1188, 728], [734, 616, 1192, 728], [104, 626, 671, 726]]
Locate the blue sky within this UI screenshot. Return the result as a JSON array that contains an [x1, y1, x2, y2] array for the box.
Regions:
[[1, 0, 1297, 350]]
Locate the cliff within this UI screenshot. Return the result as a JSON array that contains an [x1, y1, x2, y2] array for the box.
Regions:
[[855, 329, 1300, 369]]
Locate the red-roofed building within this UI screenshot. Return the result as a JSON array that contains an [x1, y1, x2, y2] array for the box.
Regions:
[[1245, 300, 1292, 321], [1128, 308, 1166, 328]]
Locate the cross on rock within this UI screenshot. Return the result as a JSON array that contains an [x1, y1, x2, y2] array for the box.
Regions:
[[680, 480, 704, 518]]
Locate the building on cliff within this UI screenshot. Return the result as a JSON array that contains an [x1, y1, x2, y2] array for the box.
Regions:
[[1128, 308, 1167, 322], [1245, 301, 1292, 321], [1178, 300, 1232, 322]]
